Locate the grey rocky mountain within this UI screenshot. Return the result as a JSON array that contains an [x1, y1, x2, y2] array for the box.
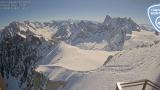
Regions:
[[51, 16, 140, 51], [0, 21, 56, 89]]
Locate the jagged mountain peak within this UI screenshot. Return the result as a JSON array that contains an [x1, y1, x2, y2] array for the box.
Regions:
[[103, 15, 140, 31], [103, 15, 112, 25]]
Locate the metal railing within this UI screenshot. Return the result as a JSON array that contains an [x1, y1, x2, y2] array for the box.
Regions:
[[116, 79, 160, 90]]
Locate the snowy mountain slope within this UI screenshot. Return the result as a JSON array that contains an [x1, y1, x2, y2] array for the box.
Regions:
[[124, 30, 160, 50], [35, 30, 160, 90], [139, 24, 155, 32], [61, 40, 160, 90], [36, 42, 117, 72]]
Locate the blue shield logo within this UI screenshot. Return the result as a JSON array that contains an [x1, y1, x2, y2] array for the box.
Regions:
[[148, 4, 160, 32]]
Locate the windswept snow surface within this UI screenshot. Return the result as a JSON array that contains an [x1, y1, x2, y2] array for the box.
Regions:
[[130, 30, 159, 41], [61, 42, 160, 90], [124, 30, 160, 49], [36, 42, 116, 72], [35, 31, 160, 90]]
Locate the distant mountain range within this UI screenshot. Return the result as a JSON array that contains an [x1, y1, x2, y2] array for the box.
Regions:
[[1, 15, 140, 51]]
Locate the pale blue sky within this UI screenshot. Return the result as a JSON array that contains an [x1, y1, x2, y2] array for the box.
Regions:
[[0, 0, 160, 28]]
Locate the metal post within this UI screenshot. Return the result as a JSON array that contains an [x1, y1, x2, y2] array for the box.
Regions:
[[142, 80, 147, 90], [116, 86, 119, 90]]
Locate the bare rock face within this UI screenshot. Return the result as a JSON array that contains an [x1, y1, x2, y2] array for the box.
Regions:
[[0, 73, 6, 90], [103, 15, 112, 26], [103, 17, 140, 51], [0, 21, 55, 90]]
